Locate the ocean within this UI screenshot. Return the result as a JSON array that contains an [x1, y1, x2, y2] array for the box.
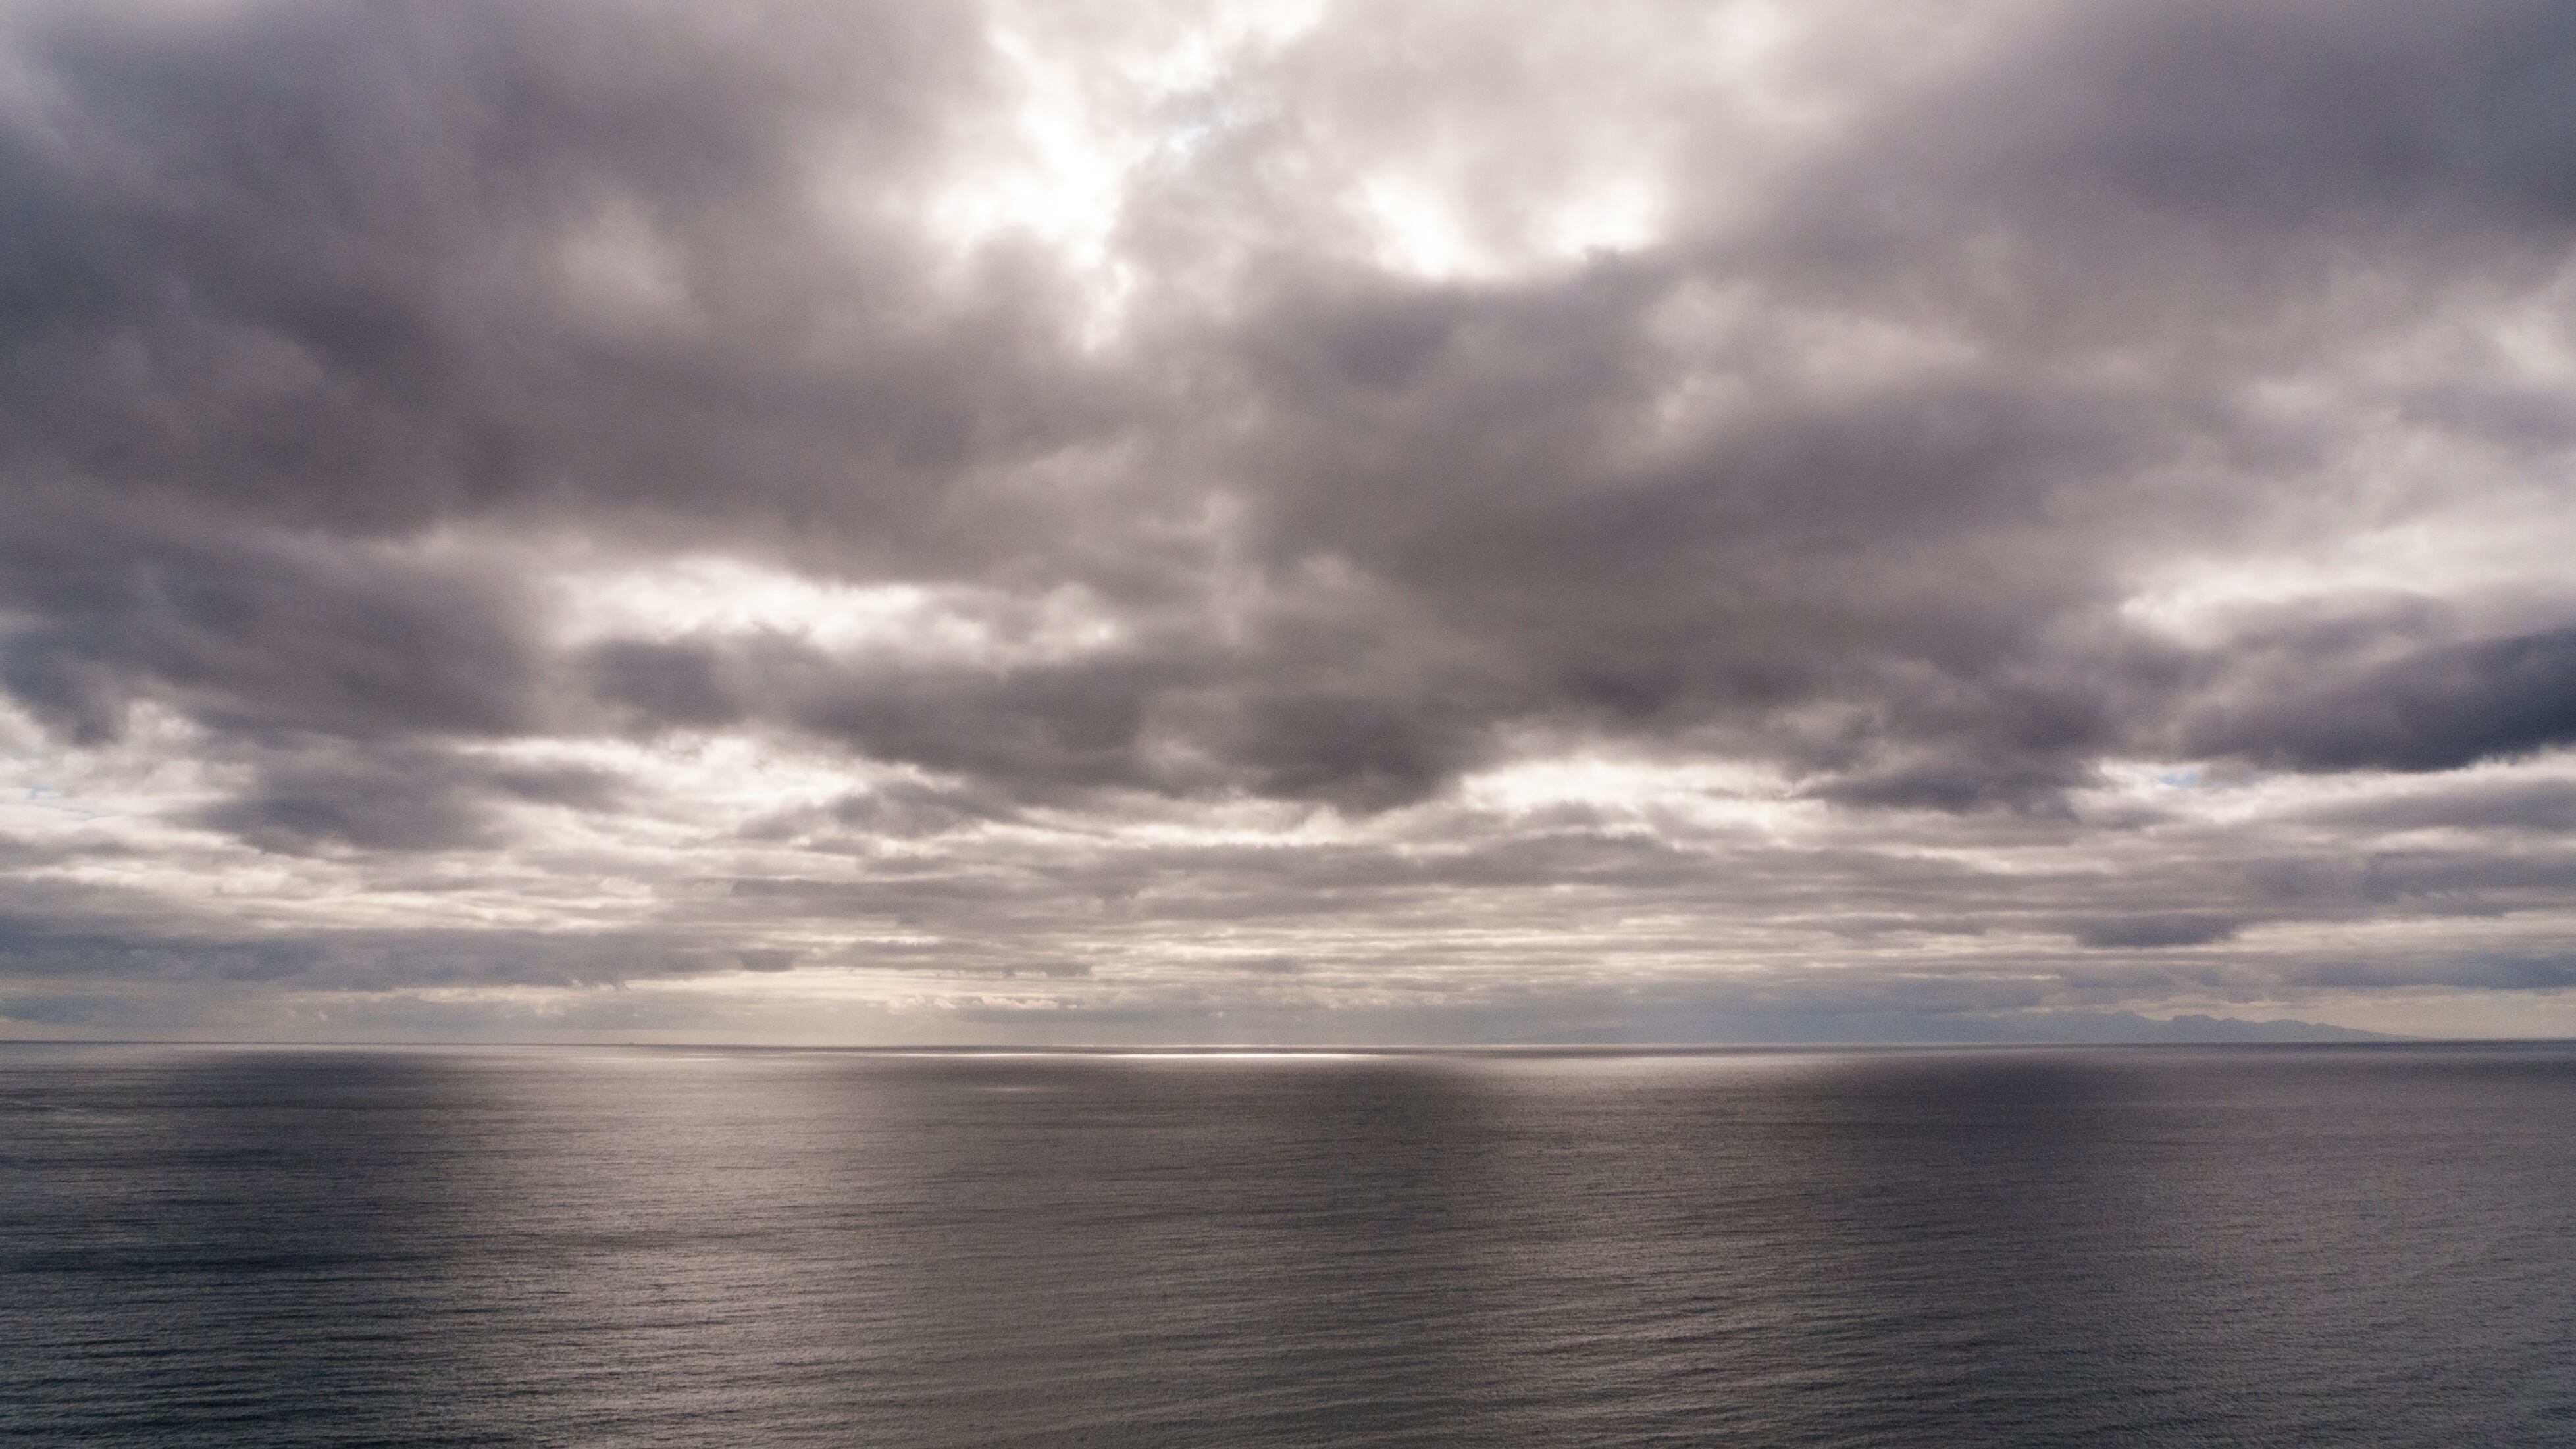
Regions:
[[4, 1042, 2571, 1446]]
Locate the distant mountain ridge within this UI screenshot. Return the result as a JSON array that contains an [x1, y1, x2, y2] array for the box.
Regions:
[[1500, 1011, 2406, 1046], [1987, 1012, 2401, 1044]]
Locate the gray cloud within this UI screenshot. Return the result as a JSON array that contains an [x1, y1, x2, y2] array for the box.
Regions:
[[2063, 915, 2245, 952], [2, 494, 544, 744], [193, 743, 628, 855], [2180, 626, 2576, 773], [3, 0, 2573, 1040]]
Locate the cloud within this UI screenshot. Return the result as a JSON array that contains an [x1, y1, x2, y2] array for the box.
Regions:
[[2063, 915, 2244, 951], [1, 0, 2573, 1039], [2180, 626, 2576, 773], [0, 494, 546, 745], [2298, 778, 2576, 835], [192, 743, 628, 855]]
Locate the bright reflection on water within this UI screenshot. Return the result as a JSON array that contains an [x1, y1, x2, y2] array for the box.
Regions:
[[4, 1044, 2573, 1446]]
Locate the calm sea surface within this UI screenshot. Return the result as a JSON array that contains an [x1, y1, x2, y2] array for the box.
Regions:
[[3, 1042, 2572, 1446]]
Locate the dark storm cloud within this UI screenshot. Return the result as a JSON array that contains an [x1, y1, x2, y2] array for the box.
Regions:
[[2300, 778, 2576, 835], [193, 743, 627, 854], [2180, 626, 2576, 774], [0, 913, 715, 991], [2, 0, 2573, 1036], [2062, 915, 2244, 952], [1129, 0, 2576, 807], [1, 490, 543, 744], [9, 0, 2571, 800], [0, 0, 1107, 545], [790, 653, 1189, 795], [581, 640, 748, 730]]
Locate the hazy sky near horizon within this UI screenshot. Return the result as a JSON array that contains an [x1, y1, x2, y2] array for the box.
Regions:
[[4, 0, 2574, 1042]]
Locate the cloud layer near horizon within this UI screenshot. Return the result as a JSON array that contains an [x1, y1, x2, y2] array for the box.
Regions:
[[5, 0, 2574, 1041]]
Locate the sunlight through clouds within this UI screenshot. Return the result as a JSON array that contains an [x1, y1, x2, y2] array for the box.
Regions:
[[4, 0, 2574, 1042]]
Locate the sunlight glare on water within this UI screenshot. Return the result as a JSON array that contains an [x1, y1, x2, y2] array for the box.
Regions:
[[4, 1043, 2573, 1446]]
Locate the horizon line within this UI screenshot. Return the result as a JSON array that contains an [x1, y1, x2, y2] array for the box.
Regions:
[[24, 1036, 2576, 1052]]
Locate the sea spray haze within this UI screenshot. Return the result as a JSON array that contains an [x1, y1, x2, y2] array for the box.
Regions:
[[5, 1042, 2574, 1445], [1, 0, 2575, 1042]]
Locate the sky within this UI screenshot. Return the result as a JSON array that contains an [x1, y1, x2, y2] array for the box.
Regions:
[[3, 0, 2573, 1044]]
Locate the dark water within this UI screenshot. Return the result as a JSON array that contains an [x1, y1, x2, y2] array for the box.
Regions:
[[4, 1044, 2573, 1446]]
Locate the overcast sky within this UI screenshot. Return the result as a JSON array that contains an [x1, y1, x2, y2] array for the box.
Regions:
[[3, 0, 2573, 1044]]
